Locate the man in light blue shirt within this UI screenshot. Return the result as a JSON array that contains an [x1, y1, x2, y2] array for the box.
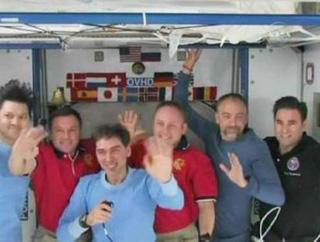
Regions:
[[57, 124, 184, 242], [0, 80, 44, 242]]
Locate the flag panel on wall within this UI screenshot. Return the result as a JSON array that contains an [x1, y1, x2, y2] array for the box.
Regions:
[[97, 88, 118, 102], [118, 88, 128, 102], [70, 88, 97, 102], [65, 72, 217, 103], [158, 87, 173, 101], [165, 87, 173, 100], [126, 87, 139, 102], [204, 86, 217, 100], [66, 73, 86, 88], [119, 47, 141, 63], [118, 88, 139, 102], [186, 86, 217, 101], [106, 73, 127, 87], [193, 87, 204, 100], [153, 72, 174, 87], [86, 77, 107, 88], [138, 87, 159, 102], [141, 52, 161, 62]]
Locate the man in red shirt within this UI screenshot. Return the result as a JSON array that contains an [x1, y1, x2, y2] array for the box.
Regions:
[[120, 101, 218, 242], [9, 106, 100, 242]]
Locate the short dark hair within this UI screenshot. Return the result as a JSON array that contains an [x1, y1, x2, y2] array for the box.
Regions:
[[154, 101, 186, 121], [0, 80, 33, 114], [93, 123, 130, 147], [49, 106, 82, 130], [273, 96, 307, 121], [216, 93, 248, 112]]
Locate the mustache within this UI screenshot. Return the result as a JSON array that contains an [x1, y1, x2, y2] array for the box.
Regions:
[[225, 126, 241, 131]]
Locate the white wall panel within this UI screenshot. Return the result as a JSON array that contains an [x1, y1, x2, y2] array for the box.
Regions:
[[248, 47, 301, 138], [0, 49, 32, 85], [303, 44, 320, 139]]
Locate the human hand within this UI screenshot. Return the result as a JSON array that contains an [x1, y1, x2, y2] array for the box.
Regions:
[[219, 152, 248, 188], [118, 110, 145, 142], [12, 126, 47, 160], [182, 49, 202, 74], [143, 136, 173, 183], [86, 201, 113, 226]]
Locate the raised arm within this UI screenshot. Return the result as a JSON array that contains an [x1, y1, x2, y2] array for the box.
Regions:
[[174, 49, 218, 142], [118, 110, 146, 144], [9, 126, 47, 175]]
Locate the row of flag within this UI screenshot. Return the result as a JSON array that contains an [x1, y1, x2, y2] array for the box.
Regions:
[[69, 86, 217, 102], [65, 71, 216, 103], [119, 47, 161, 63], [66, 72, 174, 89]]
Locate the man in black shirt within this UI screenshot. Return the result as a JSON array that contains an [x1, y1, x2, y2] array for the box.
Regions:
[[256, 96, 320, 242]]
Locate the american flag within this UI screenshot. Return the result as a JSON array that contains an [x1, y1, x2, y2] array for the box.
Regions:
[[119, 47, 141, 63]]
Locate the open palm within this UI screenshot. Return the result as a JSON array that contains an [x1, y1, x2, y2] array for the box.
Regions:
[[219, 152, 248, 188], [143, 136, 173, 183]]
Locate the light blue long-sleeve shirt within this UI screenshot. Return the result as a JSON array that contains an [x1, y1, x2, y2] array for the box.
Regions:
[[57, 168, 183, 242], [0, 142, 29, 242]]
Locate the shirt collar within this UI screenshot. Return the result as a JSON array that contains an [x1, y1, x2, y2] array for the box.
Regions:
[[50, 141, 85, 159], [175, 135, 190, 151], [276, 132, 309, 158]]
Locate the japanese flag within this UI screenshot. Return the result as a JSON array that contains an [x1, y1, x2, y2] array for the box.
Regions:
[[98, 88, 118, 102]]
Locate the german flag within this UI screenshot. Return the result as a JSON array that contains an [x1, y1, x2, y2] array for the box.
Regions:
[[153, 72, 174, 87]]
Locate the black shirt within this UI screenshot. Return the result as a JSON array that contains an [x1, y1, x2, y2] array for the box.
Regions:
[[259, 133, 320, 239]]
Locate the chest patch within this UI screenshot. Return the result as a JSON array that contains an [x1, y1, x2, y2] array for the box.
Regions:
[[173, 158, 185, 171], [287, 156, 300, 171]]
